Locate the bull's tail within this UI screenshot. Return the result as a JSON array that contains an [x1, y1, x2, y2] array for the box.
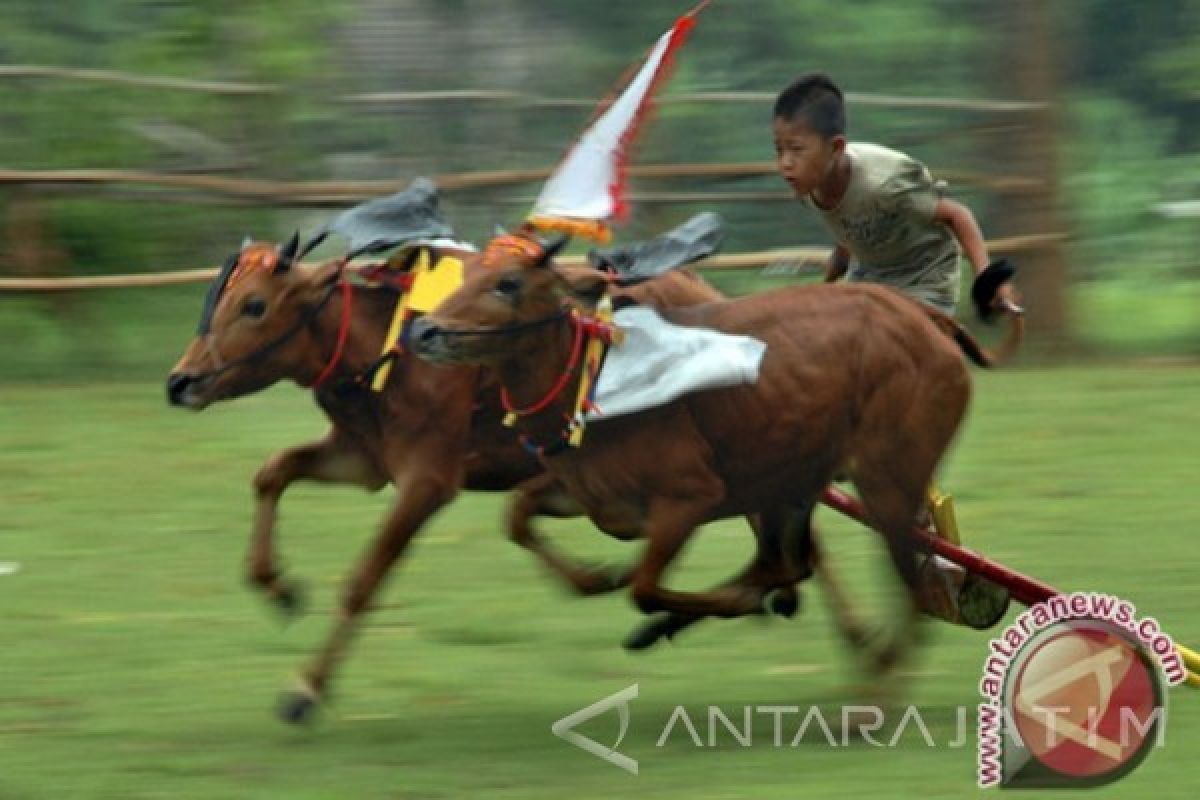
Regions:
[[923, 305, 1024, 368]]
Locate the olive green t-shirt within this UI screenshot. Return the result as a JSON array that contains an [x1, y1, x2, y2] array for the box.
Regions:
[[806, 142, 960, 314]]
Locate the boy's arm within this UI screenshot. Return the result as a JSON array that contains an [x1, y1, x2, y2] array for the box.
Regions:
[[824, 242, 851, 283], [934, 198, 1017, 306], [934, 198, 988, 273]]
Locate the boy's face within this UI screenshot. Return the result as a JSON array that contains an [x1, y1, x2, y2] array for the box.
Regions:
[[772, 116, 845, 198]]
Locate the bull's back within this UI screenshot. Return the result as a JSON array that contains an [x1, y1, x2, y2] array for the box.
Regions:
[[617, 268, 726, 308], [663, 284, 968, 508]]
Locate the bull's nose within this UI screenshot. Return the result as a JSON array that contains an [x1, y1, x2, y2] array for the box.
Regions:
[[408, 318, 441, 352], [166, 372, 192, 406]]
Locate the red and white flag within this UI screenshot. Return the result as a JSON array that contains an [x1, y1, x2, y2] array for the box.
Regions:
[[528, 2, 707, 243]]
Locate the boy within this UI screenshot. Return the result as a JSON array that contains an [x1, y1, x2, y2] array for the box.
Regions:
[[773, 72, 1013, 629], [773, 72, 1016, 314]]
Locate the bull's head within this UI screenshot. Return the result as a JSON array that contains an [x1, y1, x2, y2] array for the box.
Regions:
[[166, 234, 341, 408], [409, 230, 615, 368], [410, 214, 724, 367]]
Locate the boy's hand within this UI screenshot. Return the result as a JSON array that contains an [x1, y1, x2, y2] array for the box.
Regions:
[[971, 258, 1021, 321], [992, 281, 1021, 313], [825, 244, 851, 283]]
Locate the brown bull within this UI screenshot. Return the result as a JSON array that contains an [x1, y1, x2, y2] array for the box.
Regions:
[[411, 245, 978, 679], [166, 237, 816, 722]]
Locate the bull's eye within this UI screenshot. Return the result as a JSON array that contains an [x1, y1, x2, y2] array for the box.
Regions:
[[493, 276, 522, 297], [242, 297, 268, 318]]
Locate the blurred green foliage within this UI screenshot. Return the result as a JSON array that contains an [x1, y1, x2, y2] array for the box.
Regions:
[[1, 0, 1198, 379]]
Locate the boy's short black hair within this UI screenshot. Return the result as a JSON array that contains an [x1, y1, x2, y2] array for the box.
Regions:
[[773, 73, 846, 138]]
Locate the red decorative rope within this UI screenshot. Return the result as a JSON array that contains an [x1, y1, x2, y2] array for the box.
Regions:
[[501, 312, 585, 417], [577, 316, 618, 343], [310, 280, 353, 390], [357, 264, 415, 292]]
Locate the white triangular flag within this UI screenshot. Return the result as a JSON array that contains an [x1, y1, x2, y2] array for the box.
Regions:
[[528, 2, 707, 242]]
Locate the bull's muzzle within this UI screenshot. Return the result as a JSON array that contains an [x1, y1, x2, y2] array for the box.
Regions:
[[166, 372, 206, 408], [408, 318, 447, 360]]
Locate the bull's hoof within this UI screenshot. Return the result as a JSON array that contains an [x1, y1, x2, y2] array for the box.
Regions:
[[873, 641, 905, 674], [843, 623, 872, 650], [272, 579, 308, 620], [623, 613, 676, 651], [277, 689, 320, 725], [763, 587, 800, 618]]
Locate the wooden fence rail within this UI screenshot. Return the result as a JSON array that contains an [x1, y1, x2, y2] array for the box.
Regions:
[[0, 164, 1043, 207], [0, 235, 1066, 292], [0, 66, 1046, 113]]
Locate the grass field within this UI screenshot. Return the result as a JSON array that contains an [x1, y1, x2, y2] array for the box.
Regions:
[[2, 365, 1198, 798]]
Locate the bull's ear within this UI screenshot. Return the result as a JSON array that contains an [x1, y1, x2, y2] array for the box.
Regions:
[[275, 231, 300, 274], [298, 231, 327, 260], [536, 234, 571, 267], [557, 266, 610, 310]]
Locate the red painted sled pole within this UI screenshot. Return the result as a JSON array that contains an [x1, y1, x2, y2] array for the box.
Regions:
[[820, 486, 1057, 607], [820, 485, 1200, 688]]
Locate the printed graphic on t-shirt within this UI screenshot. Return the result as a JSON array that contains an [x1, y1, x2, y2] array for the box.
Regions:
[[838, 208, 904, 249]]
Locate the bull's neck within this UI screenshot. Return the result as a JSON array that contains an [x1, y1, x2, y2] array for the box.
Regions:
[[496, 316, 585, 442], [299, 284, 399, 389]]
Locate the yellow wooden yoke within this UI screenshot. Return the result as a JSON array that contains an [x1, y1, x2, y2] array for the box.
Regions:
[[370, 248, 465, 392]]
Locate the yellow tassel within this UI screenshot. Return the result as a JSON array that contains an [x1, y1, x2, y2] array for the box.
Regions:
[[567, 420, 586, 448], [503, 412, 517, 428]]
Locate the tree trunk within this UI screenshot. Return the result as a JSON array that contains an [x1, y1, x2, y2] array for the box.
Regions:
[[986, 0, 1073, 354]]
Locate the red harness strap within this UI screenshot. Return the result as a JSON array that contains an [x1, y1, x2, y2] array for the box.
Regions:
[[310, 280, 354, 390], [500, 312, 585, 417], [357, 264, 415, 293]]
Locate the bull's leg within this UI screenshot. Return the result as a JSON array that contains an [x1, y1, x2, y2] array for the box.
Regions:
[[507, 474, 631, 596], [248, 429, 386, 616], [765, 500, 874, 649], [808, 527, 873, 650], [628, 499, 774, 619], [852, 475, 930, 678], [624, 509, 804, 650], [622, 558, 801, 650], [845, 359, 969, 684], [755, 503, 873, 648], [277, 471, 454, 724]]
